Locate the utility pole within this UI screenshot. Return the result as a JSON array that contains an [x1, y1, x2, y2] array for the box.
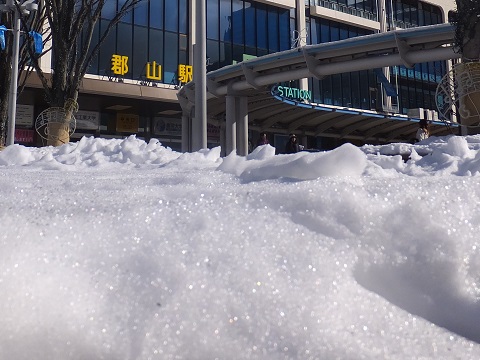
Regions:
[[0, 0, 38, 146], [192, 0, 207, 151]]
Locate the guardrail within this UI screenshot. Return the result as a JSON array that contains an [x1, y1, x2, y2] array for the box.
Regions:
[[312, 0, 378, 22]]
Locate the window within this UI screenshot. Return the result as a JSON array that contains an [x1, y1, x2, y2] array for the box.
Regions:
[[150, 0, 164, 29]]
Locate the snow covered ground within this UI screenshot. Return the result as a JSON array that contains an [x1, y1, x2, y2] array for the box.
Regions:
[[1, 134, 480, 359]]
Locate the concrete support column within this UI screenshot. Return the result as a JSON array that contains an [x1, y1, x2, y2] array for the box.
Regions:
[[377, 0, 392, 111], [225, 95, 236, 155], [296, 0, 308, 92], [220, 121, 226, 157], [236, 96, 249, 156], [192, 0, 207, 151], [301, 134, 308, 150], [181, 113, 190, 152]]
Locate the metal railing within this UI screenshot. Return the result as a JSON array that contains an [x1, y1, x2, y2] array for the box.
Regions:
[[311, 0, 378, 22]]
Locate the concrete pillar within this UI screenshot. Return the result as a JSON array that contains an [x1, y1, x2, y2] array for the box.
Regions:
[[192, 0, 207, 151], [181, 113, 190, 152], [236, 97, 249, 156], [297, 0, 308, 92], [377, 0, 392, 111], [220, 121, 226, 157], [225, 95, 236, 155], [301, 134, 308, 150]]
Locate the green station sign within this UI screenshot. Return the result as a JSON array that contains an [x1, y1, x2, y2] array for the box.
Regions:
[[273, 85, 312, 102]]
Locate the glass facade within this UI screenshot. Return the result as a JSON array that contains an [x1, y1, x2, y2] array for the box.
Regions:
[[306, 0, 445, 114], [206, 0, 292, 71], [86, 0, 188, 84], [386, 0, 442, 29], [310, 0, 377, 21]]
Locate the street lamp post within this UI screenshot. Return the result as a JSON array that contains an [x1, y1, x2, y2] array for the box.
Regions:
[[0, 0, 38, 146]]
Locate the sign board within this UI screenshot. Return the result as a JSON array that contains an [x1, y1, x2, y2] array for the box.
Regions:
[[153, 117, 182, 136], [76, 110, 100, 130], [207, 123, 220, 140], [16, 104, 34, 127], [116, 113, 139, 133], [15, 129, 34, 143]]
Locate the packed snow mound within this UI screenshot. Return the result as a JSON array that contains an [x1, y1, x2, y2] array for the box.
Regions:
[[219, 143, 367, 182], [2, 134, 480, 359], [2, 134, 480, 178]]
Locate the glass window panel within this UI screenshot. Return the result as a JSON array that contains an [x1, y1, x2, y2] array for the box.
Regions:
[[233, 44, 244, 63], [268, 10, 279, 52], [102, 1, 116, 19], [220, 41, 232, 66], [364, 0, 371, 13], [85, 22, 100, 75], [99, 20, 116, 75], [320, 21, 329, 43], [359, 71, 369, 109], [164, 32, 178, 84], [351, 72, 361, 108], [308, 18, 316, 45], [149, 28, 164, 66], [150, 0, 164, 29], [339, 25, 348, 40], [418, 9, 425, 26], [256, 4, 267, 50], [117, 23, 133, 78], [179, 34, 188, 51], [207, 0, 219, 40], [257, 48, 268, 57], [118, 0, 132, 23], [207, 39, 220, 70], [424, 10, 431, 25], [245, 46, 256, 58], [245, 4, 256, 47], [330, 24, 340, 41], [134, 0, 148, 26], [279, 9, 290, 50], [179, 0, 188, 33], [232, 1, 244, 45], [220, 0, 231, 42], [342, 73, 351, 106], [322, 77, 333, 105], [179, 50, 187, 66], [133, 26, 148, 79], [410, 6, 418, 25], [165, 1, 178, 32]]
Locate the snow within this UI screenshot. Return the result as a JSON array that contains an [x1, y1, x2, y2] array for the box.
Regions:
[[1, 134, 480, 359]]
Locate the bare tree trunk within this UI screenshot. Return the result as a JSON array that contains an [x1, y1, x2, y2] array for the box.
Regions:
[[0, 73, 11, 147], [454, 0, 480, 127], [46, 93, 79, 147], [0, 15, 12, 147]]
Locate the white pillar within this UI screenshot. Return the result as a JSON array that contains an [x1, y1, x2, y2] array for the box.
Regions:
[[6, 10, 21, 146], [225, 95, 236, 155], [296, 0, 308, 92], [220, 122, 226, 157], [377, 0, 392, 111], [181, 113, 190, 152], [236, 97, 248, 156], [192, 0, 207, 151]]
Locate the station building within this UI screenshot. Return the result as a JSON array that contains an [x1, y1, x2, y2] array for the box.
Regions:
[[17, 0, 456, 151]]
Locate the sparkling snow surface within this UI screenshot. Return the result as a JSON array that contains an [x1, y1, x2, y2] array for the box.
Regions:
[[1, 135, 480, 359]]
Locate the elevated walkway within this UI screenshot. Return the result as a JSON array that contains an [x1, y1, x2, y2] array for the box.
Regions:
[[178, 23, 461, 154]]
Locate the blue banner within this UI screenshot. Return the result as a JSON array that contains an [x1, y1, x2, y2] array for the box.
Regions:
[[29, 31, 43, 54], [0, 25, 7, 51], [373, 68, 398, 97]]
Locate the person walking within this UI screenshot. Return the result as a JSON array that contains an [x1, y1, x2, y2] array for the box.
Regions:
[[416, 119, 430, 142], [285, 134, 300, 154], [257, 132, 269, 147]]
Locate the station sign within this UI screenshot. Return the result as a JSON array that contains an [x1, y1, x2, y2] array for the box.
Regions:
[[272, 85, 312, 102]]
